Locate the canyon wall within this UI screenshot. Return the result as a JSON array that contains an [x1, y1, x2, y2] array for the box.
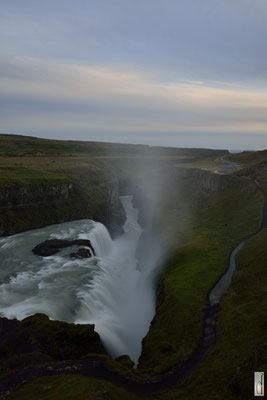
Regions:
[[0, 165, 244, 238], [0, 178, 125, 237]]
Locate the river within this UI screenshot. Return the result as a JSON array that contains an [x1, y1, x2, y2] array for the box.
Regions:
[[0, 195, 157, 364]]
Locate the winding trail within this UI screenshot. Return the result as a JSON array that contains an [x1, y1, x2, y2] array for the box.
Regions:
[[0, 182, 266, 397]]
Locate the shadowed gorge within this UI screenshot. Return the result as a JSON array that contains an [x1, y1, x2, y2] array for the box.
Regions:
[[1, 1, 267, 397], [0, 134, 266, 400], [0, 196, 160, 364]]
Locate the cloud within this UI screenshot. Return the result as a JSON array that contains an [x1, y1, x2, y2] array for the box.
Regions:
[[2, 57, 267, 108], [1, 0, 267, 84], [0, 56, 266, 149], [0, 1, 266, 149]]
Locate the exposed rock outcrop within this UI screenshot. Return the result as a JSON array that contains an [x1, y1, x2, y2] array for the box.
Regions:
[[0, 313, 106, 367], [32, 239, 95, 257], [174, 167, 243, 194], [70, 248, 92, 258], [105, 182, 126, 238], [0, 183, 73, 208], [0, 182, 94, 236], [0, 178, 126, 238]]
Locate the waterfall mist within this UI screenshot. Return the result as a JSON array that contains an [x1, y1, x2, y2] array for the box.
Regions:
[[0, 157, 173, 365], [79, 155, 173, 363]]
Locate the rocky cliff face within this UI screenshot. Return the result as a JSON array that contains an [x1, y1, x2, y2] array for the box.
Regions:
[[0, 313, 106, 375], [174, 167, 242, 194], [0, 165, 241, 238], [0, 179, 126, 237], [105, 183, 126, 237], [0, 182, 73, 208]]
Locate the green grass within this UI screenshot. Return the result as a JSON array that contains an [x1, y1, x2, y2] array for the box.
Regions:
[[0, 166, 70, 188], [6, 375, 140, 400], [2, 313, 106, 363], [139, 181, 263, 374], [0, 133, 226, 159], [1, 134, 266, 399], [227, 149, 267, 167], [164, 228, 267, 400], [236, 161, 267, 194], [7, 227, 266, 400], [229, 149, 267, 193], [2, 177, 265, 400], [0, 164, 109, 236]]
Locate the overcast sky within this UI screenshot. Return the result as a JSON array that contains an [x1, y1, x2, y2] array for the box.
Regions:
[[1, 0, 267, 149]]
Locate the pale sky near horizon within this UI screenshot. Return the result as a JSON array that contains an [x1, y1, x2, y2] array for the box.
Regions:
[[1, 0, 267, 150]]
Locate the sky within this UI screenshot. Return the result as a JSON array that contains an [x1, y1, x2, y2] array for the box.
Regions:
[[0, 0, 267, 150]]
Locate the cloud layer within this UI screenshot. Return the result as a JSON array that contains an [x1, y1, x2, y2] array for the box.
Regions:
[[0, 0, 267, 149]]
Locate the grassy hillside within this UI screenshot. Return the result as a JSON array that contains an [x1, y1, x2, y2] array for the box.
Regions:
[[0, 133, 226, 159], [0, 165, 70, 188], [138, 179, 263, 374], [6, 208, 266, 400], [6, 375, 140, 400], [0, 133, 229, 237], [227, 149, 267, 167], [165, 228, 267, 400], [1, 134, 266, 399], [229, 150, 267, 193]]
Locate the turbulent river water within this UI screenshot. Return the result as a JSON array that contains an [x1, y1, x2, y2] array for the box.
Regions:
[[0, 195, 157, 364], [0, 184, 265, 396]]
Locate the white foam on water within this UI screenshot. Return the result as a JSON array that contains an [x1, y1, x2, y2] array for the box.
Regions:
[[0, 196, 162, 364]]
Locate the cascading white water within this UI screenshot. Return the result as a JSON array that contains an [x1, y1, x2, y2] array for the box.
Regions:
[[0, 195, 159, 364]]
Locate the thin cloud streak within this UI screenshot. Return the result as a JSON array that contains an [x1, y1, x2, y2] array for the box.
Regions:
[[0, 1, 267, 149], [1, 58, 267, 110], [0, 57, 267, 144]]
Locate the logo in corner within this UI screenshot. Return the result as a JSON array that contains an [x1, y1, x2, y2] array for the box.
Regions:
[[254, 372, 264, 397]]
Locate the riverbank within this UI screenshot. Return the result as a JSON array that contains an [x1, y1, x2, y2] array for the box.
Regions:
[[1, 182, 266, 400], [1, 135, 266, 399]]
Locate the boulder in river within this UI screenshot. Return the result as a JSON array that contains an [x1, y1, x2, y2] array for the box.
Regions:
[[70, 248, 91, 259], [32, 239, 95, 257]]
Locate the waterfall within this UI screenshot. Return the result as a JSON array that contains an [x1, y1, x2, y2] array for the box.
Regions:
[[85, 222, 113, 257], [0, 195, 160, 364], [74, 195, 156, 364]]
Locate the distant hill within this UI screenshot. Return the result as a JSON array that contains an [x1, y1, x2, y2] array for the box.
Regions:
[[0, 133, 227, 159], [228, 149, 267, 167], [229, 149, 267, 192]]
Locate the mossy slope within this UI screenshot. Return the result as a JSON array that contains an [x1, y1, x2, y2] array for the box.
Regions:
[[6, 223, 267, 400], [0, 313, 106, 367], [139, 180, 263, 374], [163, 229, 267, 400]]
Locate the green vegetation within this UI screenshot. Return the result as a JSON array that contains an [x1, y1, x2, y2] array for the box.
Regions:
[[0, 133, 226, 159], [1, 134, 266, 399], [0, 165, 108, 236], [0, 166, 70, 188], [163, 229, 267, 400], [229, 149, 267, 192], [0, 133, 228, 237], [227, 149, 267, 167], [6, 375, 140, 400], [7, 188, 267, 400], [0, 184, 107, 237], [6, 224, 266, 400], [0, 314, 106, 369], [139, 180, 263, 374]]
